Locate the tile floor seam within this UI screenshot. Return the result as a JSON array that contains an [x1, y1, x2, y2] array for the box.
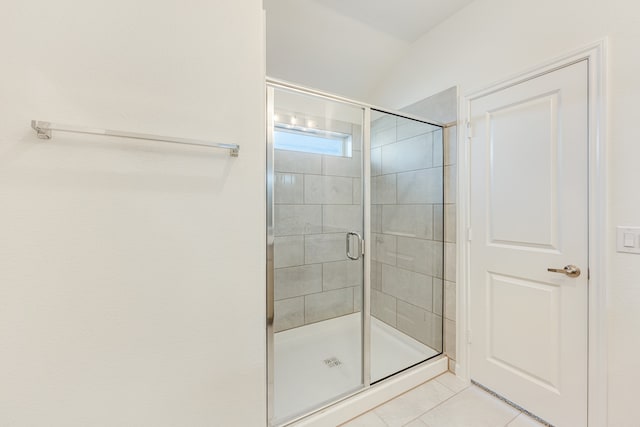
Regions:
[[503, 412, 523, 427], [374, 411, 391, 427], [398, 412, 424, 427], [416, 386, 522, 427], [346, 377, 531, 427], [398, 384, 466, 425], [433, 374, 469, 394], [430, 382, 517, 423], [368, 378, 458, 427]]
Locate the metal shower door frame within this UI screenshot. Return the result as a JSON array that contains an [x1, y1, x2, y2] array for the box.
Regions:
[[266, 78, 445, 426]]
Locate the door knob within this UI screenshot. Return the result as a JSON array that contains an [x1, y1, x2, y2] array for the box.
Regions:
[[547, 265, 581, 278]]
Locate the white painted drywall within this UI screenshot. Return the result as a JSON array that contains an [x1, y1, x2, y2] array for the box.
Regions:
[[371, 1, 640, 425], [265, 0, 410, 100], [0, 1, 266, 426]]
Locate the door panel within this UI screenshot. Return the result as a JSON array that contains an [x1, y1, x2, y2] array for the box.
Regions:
[[488, 273, 560, 391], [488, 92, 559, 249], [270, 87, 365, 424], [470, 61, 588, 426]]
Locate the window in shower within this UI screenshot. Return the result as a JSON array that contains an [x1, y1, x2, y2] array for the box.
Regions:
[[274, 125, 352, 157]]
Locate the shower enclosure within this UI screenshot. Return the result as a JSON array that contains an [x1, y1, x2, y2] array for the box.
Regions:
[[267, 81, 445, 426]]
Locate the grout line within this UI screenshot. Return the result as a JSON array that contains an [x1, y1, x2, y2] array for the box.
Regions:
[[301, 173, 305, 207], [302, 291, 306, 325], [319, 254, 324, 291], [395, 379, 468, 426], [401, 413, 424, 426], [432, 373, 468, 394], [299, 171, 363, 180], [503, 412, 522, 427]]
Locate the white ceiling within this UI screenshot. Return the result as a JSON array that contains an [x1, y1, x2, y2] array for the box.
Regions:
[[312, 0, 475, 43], [264, 0, 475, 101]]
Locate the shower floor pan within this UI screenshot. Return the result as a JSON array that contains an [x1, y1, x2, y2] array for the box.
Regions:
[[273, 312, 438, 423]]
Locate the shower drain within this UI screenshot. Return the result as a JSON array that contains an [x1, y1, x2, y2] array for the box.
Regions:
[[323, 357, 342, 368]]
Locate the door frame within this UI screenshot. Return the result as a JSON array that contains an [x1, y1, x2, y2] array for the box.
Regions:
[[457, 40, 608, 426]]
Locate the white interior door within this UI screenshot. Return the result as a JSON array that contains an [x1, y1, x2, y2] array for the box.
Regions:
[[469, 60, 588, 426]]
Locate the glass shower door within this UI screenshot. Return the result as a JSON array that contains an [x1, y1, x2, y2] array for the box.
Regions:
[[369, 110, 444, 383], [268, 85, 365, 424]]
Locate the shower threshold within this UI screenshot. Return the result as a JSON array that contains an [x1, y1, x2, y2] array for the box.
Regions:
[[273, 313, 438, 423]]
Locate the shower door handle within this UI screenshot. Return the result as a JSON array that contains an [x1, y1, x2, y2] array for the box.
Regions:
[[346, 232, 363, 260]]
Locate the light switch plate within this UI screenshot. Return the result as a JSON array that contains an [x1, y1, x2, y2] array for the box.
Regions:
[[616, 226, 640, 254]]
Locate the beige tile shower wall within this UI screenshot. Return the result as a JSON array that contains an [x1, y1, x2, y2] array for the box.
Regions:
[[273, 125, 363, 332], [370, 114, 444, 352], [444, 125, 457, 372], [402, 87, 458, 372]]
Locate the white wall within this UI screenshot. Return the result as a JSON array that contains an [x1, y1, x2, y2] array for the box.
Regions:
[[371, 1, 640, 425], [0, 1, 266, 426], [264, 0, 410, 100]]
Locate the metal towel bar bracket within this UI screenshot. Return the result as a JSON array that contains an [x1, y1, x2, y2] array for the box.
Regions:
[[30, 120, 240, 157]]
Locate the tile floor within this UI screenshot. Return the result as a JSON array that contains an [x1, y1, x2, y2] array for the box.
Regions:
[[341, 373, 545, 427]]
